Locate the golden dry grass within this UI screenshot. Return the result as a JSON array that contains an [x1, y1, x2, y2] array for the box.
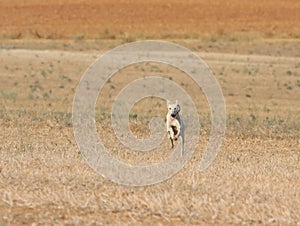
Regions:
[[0, 38, 299, 225], [1, 0, 300, 224]]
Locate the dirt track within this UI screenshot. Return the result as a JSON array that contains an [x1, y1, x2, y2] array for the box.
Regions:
[[1, 0, 300, 39]]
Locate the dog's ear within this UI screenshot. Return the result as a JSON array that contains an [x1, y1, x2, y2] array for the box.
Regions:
[[176, 100, 180, 111], [167, 99, 170, 106]]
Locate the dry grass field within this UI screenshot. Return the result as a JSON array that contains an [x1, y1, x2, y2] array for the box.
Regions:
[[1, 0, 300, 225]]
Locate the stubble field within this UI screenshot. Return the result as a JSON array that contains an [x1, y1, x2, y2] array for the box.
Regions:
[[1, 0, 300, 225]]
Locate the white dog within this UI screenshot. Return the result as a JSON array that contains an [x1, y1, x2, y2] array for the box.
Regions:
[[166, 100, 184, 155]]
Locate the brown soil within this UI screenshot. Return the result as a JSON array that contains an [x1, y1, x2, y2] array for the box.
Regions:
[[1, 0, 300, 39]]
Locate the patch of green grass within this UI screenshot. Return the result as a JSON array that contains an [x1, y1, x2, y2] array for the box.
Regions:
[[283, 82, 293, 90], [263, 105, 270, 113], [59, 74, 72, 82], [0, 90, 17, 100], [232, 68, 240, 73], [219, 66, 225, 75], [41, 70, 47, 78], [74, 34, 85, 41], [150, 65, 163, 73], [30, 80, 42, 92], [129, 113, 138, 120]]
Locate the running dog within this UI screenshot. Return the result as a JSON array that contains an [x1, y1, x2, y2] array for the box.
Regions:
[[166, 100, 184, 155]]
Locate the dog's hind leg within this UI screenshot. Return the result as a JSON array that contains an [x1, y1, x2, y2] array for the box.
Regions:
[[168, 131, 174, 148], [170, 138, 174, 149]]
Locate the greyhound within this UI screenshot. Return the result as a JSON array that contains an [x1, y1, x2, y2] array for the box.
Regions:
[[166, 100, 184, 156]]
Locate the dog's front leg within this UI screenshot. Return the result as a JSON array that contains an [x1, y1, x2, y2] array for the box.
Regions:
[[167, 129, 174, 148]]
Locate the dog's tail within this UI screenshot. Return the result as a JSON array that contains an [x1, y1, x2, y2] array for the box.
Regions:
[[180, 133, 184, 156]]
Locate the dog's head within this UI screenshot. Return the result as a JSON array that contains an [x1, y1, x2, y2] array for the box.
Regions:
[[167, 100, 180, 118]]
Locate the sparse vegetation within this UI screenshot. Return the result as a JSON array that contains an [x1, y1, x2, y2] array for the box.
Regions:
[[1, 42, 299, 224], [0, 0, 300, 224]]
